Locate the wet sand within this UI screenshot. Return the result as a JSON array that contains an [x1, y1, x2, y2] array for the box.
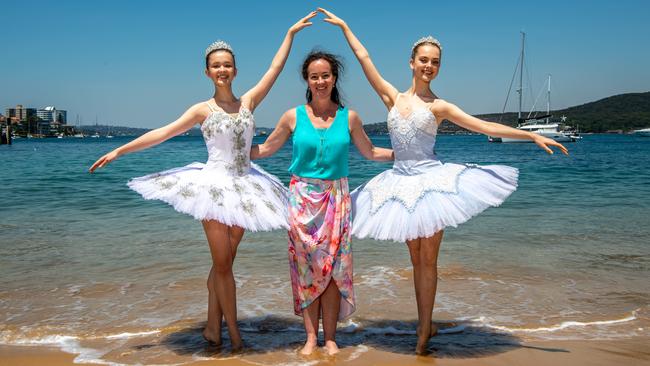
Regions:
[[2, 338, 649, 365]]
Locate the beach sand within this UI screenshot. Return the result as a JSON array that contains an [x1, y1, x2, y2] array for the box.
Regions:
[[2, 338, 649, 365]]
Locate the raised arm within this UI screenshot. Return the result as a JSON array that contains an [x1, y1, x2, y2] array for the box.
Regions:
[[89, 103, 205, 172], [349, 110, 394, 161], [433, 100, 569, 155], [242, 11, 317, 111], [250, 109, 295, 160], [319, 8, 398, 109]]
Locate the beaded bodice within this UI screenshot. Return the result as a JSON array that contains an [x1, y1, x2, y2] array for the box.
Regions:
[[200, 106, 254, 176], [387, 106, 438, 163], [360, 104, 470, 214]]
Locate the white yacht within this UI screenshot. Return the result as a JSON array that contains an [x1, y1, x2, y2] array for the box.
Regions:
[[501, 117, 581, 143], [634, 128, 650, 136]]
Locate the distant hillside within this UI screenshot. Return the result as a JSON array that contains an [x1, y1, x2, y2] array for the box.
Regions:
[[363, 91, 650, 134]]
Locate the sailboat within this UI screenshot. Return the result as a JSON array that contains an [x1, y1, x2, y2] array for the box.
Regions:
[[502, 74, 581, 142], [91, 116, 100, 138], [73, 115, 85, 138], [492, 32, 580, 143]]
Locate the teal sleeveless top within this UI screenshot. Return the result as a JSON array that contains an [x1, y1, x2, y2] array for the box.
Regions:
[[289, 105, 350, 180]]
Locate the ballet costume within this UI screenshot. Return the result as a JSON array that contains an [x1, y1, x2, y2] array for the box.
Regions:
[[127, 102, 289, 231], [351, 98, 518, 242]]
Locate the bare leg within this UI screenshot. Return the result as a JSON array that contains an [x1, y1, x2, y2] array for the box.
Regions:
[[407, 238, 423, 336], [300, 297, 321, 355], [321, 281, 341, 355], [407, 231, 443, 355], [204, 266, 222, 345], [202, 220, 243, 351], [203, 225, 243, 345]]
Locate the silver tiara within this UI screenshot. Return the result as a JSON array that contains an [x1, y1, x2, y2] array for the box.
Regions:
[[205, 40, 234, 57], [412, 36, 442, 51]]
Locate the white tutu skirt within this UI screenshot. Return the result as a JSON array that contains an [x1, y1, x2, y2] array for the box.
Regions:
[[127, 162, 289, 231], [351, 161, 518, 242]]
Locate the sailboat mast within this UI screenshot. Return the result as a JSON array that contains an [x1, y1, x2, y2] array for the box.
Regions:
[[547, 74, 551, 123], [517, 31, 525, 123]]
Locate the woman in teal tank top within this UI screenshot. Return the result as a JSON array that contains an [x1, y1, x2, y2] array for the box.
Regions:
[[252, 51, 393, 355], [288, 104, 350, 179]]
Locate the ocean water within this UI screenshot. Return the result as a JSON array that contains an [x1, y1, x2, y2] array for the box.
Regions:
[[1, 134, 649, 364]]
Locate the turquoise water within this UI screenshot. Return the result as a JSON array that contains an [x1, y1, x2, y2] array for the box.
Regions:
[[1, 134, 649, 363]]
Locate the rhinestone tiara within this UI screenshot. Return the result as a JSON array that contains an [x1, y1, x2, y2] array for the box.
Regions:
[[412, 36, 442, 52], [205, 40, 234, 57]]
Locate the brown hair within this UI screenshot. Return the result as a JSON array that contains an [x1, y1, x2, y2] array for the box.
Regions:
[[301, 51, 344, 106]]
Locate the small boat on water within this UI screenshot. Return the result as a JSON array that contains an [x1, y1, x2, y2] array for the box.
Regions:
[[490, 33, 580, 143], [501, 118, 581, 143], [633, 128, 650, 137]]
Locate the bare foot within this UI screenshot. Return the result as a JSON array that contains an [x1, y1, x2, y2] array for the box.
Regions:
[[324, 340, 339, 355], [415, 323, 437, 355], [415, 334, 429, 355], [300, 336, 318, 355], [230, 337, 244, 353], [202, 328, 222, 346]]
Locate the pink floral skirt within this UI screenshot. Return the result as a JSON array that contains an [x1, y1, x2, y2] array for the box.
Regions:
[[288, 175, 355, 320]]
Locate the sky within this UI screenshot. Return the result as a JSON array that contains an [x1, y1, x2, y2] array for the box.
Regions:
[[2, 0, 649, 128]]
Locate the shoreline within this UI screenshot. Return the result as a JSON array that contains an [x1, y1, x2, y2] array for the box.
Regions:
[[2, 338, 649, 365]]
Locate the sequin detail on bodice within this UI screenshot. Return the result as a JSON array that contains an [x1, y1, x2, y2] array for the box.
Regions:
[[200, 107, 254, 176], [387, 106, 438, 161], [363, 105, 470, 213]]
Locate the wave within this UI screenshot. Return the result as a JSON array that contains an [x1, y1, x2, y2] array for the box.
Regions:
[[0, 309, 643, 365], [469, 309, 640, 335]]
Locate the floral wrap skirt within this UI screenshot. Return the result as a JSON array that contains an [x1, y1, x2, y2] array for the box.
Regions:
[[288, 175, 355, 320]]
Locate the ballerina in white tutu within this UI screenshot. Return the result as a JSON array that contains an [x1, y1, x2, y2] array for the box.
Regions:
[[89, 12, 317, 351], [319, 8, 568, 354]]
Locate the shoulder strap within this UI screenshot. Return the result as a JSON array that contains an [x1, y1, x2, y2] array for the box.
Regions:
[[296, 105, 308, 122], [293, 105, 306, 132], [205, 101, 217, 112]]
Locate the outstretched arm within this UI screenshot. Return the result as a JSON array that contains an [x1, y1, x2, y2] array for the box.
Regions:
[[349, 110, 394, 161], [89, 104, 205, 172], [250, 109, 295, 160], [242, 11, 317, 111], [319, 8, 398, 109], [434, 100, 569, 155]]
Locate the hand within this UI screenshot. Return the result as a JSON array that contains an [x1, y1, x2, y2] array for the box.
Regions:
[[318, 7, 347, 28], [289, 11, 317, 35], [89, 150, 120, 173], [532, 135, 569, 155]]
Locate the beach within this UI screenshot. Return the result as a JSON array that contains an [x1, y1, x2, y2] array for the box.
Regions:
[[1, 134, 649, 365], [2, 338, 649, 365]]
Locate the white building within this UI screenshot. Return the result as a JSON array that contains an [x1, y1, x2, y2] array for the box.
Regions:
[[37, 106, 67, 124]]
